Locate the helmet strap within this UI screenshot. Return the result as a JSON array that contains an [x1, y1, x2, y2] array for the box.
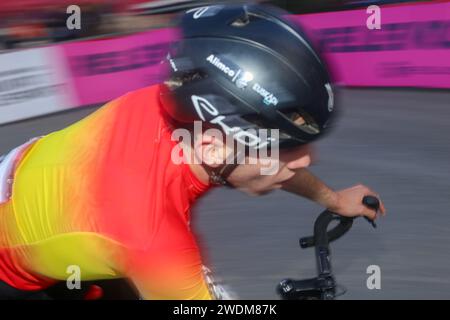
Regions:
[[206, 151, 242, 187]]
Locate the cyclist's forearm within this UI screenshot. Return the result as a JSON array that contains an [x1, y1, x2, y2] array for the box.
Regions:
[[281, 168, 339, 209]]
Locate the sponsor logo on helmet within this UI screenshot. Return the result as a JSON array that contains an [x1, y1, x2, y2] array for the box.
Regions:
[[252, 83, 279, 106], [186, 6, 224, 19], [191, 95, 273, 149], [166, 53, 178, 72], [236, 71, 254, 89], [206, 54, 254, 90], [206, 54, 238, 78], [325, 83, 334, 112]]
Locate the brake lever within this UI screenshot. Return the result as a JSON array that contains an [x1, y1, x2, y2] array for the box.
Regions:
[[364, 217, 377, 229], [362, 196, 380, 229]]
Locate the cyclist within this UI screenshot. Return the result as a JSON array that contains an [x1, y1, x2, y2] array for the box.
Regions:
[[0, 4, 385, 300]]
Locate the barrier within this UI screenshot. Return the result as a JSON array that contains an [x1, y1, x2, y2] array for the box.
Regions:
[[295, 1, 450, 88], [61, 28, 177, 106], [0, 47, 74, 124]]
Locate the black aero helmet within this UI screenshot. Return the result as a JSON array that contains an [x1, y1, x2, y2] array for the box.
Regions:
[[160, 3, 336, 149]]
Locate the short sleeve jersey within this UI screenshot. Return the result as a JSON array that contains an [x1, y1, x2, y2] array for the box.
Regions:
[[0, 85, 213, 299]]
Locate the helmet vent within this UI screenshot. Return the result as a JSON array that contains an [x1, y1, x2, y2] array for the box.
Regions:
[[281, 110, 320, 135], [231, 15, 250, 28], [165, 70, 208, 90]]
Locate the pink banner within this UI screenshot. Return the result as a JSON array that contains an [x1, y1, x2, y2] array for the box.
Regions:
[[61, 1, 450, 108], [294, 1, 450, 88], [61, 28, 177, 106]]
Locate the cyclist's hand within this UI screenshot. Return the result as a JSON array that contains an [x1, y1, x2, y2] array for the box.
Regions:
[[330, 185, 386, 220]]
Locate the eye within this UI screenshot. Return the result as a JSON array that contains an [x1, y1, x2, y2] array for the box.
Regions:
[[281, 110, 320, 135], [287, 112, 306, 126]]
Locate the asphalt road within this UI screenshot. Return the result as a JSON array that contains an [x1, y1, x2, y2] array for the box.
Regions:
[[1, 88, 449, 299]]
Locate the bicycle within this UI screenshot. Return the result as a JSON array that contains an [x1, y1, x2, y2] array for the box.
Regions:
[[277, 196, 380, 300]]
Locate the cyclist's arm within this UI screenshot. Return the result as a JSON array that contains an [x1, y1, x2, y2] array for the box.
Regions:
[[281, 168, 338, 209], [281, 168, 386, 218]]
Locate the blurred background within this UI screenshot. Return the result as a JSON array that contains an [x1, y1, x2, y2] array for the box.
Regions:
[[0, 0, 449, 299], [0, 0, 432, 51]]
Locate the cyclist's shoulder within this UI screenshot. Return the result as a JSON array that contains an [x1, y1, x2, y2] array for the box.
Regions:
[[117, 84, 162, 105], [70, 84, 163, 131], [97, 84, 165, 123]]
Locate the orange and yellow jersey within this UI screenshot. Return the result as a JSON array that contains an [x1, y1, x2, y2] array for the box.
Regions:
[[0, 85, 213, 299]]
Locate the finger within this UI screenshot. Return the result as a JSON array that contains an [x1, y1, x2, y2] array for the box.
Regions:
[[361, 206, 377, 220], [370, 193, 386, 215], [378, 199, 387, 215], [361, 188, 385, 214]]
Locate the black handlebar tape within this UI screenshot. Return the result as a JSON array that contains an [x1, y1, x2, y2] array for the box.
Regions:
[[313, 212, 334, 248], [326, 217, 353, 241], [300, 214, 353, 248], [299, 236, 315, 248], [300, 196, 380, 249]]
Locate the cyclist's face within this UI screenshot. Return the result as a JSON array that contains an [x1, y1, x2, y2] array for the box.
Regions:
[[226, 145, 314, 195], [188, 132, 313, 195]]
